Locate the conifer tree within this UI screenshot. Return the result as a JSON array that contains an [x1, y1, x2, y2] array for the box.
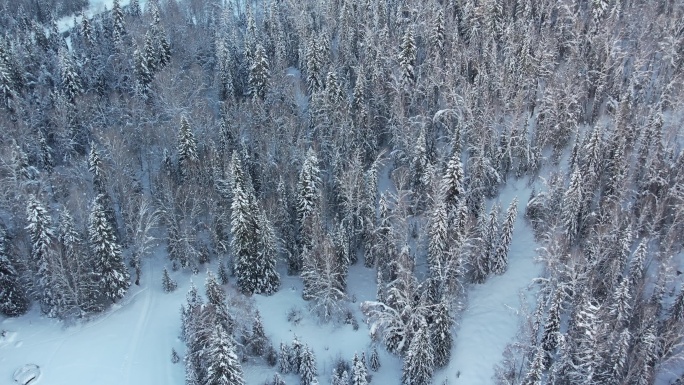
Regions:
[[522, 345, 545, 385], [401, 318, 434, 385], [369, 346, 381, 371], [250, 311, 267, 356], [249, 44, 270, 100], [0, 228, 29, 316], [297, 148, 321, 253], [205, 326, 245, 385], [89, 195, 130, 303], [230, 153, 280, 295], [431, 302, 452, 368], [59, 48, 81, 104], [278, 342, 292, 373], [492, 198, 517, 275], [177, 116, 198, 179], [26, 195, 57, 314], [162, 267, 177, 292], [399, 28, 417, 86], [441, 152, 465, 214], [351, 352, 368, 385], [562, 167, 583, 245], [112, 0, 126, 46], [299, 346, 318, 385]]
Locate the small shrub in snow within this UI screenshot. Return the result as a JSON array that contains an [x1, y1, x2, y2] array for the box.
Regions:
[[369, 346, 381, 371], [287, 307, 303, 325]]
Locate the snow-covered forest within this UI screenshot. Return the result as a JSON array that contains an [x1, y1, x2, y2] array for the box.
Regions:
[[1, 0, 684, 384]]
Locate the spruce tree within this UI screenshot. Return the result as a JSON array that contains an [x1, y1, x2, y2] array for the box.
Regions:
[[177, 116, 198, 179], [26, 195, 57, 314], [401, 318, 434, 385], [0, 228, 29, 316], [89, 195, 130, 303], [369, 346, 381, 371], [249, 44, 270, 100], [351, 352, 368, 385], [431, 302, 452, 368], [562, 167, 583, 245], [399, 28, 417, 86], [162, 267, 177, 292], [297, 148, 321, 253], [299, 346, 318, 385], [278, 342, 292, 373], [492, 198, 517, 275], [205, 326, 245, 385]]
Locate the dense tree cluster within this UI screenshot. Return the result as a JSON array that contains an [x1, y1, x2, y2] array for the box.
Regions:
[[0, 0, 683, 383]]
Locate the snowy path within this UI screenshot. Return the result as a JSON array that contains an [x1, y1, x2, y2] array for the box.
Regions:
[[0, 254, 186, 385], [437, 180, 542, 384]]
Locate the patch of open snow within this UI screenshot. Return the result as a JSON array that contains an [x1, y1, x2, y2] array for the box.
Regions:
[[436, 178, 542, 384]]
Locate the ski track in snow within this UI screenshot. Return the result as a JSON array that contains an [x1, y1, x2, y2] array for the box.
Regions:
[[121, 286, 152, 383]]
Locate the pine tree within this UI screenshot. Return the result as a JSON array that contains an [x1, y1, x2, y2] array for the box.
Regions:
[[299, 346, 318, 385], [609, 276, 632, 327], [431, 302, 452, 368], [542, 290, 562, 354], [250, 311, 267, 356], [59, 48, 81, 104], [441, 152, 465, 214], [369, 346, 381, 371], [401, 318, 434, 385], [88, 144, 109, 196], [351, 352, 368, 385], [26, 195, 57, 314], [177, 116, 198, 179], [231, 153, 279, 295], [272, 373, 286, 385], [205, 270, 233, 332], [205, 326, 245, 385], [522, 345, 545, 385], [399, 28, 417, 86], [428, 200, 449, 282], [249, 44, 270, 100], [278, 342, 292, 373], [492, 198, 517, 275], [562, 167, 583, 245], [0, 228, 29, 316], [297, 148, 321, 253], [162, 267, 177, 292], [134, 44, 153, 97], [112, 0, 126, 46], [89, 195, 130, 303], [570, 296, 601, 383], [629, 240, 647, 287]]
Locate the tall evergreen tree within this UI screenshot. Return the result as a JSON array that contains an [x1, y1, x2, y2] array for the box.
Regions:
[[177, 116, 198, 179], [399, 28, 417, 86], [401, 318, 434, 385], [89, 194, 130, 303], [0, 227, 29, 316], [351, 352, 368, 385], [205, 326, 245, 385], [492, 198, 517, 275], [431, 302, 452, 368], [249, 44, 270, 100], [26, 195, 57, 314]]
